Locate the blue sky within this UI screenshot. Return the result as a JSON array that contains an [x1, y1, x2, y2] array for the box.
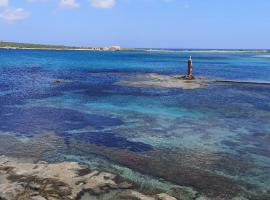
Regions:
[[0, 0, 269, 49]]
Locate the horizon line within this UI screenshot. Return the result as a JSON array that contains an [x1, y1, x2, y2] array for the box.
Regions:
[[0, 41, 269, 51]]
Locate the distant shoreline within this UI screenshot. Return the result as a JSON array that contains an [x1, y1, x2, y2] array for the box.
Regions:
[[1, 47, 269, 53], [0, 47, 100, 51], [0, 41, 269, 53], [145, 49, 270, 53]]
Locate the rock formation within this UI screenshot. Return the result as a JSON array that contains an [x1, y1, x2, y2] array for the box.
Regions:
[[0, 155, 177, 200], [117, 73, 208, 90]]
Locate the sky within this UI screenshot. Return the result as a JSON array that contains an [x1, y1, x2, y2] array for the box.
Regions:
[[0, 0, 270, 49]]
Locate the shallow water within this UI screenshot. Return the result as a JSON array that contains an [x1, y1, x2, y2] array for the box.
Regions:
[[0, 49, 270, 199]]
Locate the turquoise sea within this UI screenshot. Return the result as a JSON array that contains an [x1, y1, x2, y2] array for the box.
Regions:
[[0, 49, 270, 199]]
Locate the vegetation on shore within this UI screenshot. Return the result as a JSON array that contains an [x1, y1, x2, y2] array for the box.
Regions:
[[0, 41, 84, 50], [0, 41, 269, 52]]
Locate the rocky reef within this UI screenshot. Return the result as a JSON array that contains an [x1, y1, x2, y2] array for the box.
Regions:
[[117, 73, 208, 90], [0, 155, 176, 200]]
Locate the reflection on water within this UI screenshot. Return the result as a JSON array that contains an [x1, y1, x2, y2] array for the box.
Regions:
[[0, 49, 270, 199]]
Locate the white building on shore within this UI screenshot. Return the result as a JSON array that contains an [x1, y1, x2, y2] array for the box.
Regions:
[[109, 46, 121, 51]]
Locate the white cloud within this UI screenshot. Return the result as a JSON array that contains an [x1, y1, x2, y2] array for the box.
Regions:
[[60, 0, 80, 8], [0, 8, 30, 22], [90, 0, 116, 9], [0, 0, 9, 7]]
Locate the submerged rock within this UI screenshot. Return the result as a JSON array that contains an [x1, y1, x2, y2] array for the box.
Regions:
[[81, 190, 177, 200], [0, 155, 176, 200], [117, 73, 208, 90], [156, 193, 178, 200]]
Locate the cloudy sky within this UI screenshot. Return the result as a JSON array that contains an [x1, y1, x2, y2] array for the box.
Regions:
[[0, 0, 269, 49]]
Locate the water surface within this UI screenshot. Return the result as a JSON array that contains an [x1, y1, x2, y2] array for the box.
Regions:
[[0, 49, 270, 199]]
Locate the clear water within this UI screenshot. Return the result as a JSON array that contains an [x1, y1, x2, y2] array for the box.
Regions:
[[0, 49, 270, 199]]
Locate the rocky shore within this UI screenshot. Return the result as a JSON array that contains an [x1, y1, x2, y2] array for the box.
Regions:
[[0, 155, 176, 200]]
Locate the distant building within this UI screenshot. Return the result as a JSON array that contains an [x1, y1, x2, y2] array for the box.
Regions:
[[102, 47, 110, 51], [92, 47, 102, 51], [89, 46, 121, 51], [109, 46, 121, 51]]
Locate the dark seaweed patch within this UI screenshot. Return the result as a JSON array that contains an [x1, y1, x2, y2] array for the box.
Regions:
[[0, 106, 152, 152], [73, 132, 153, 152], [0, 107, 122, 134]]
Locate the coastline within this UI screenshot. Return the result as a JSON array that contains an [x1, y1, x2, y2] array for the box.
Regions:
[[0, 47, 109, 51], [0, 46, 269, 53], [145, 49, 270, 53]]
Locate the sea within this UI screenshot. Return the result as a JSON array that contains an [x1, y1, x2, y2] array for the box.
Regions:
[[0, 49, 270, 199]]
